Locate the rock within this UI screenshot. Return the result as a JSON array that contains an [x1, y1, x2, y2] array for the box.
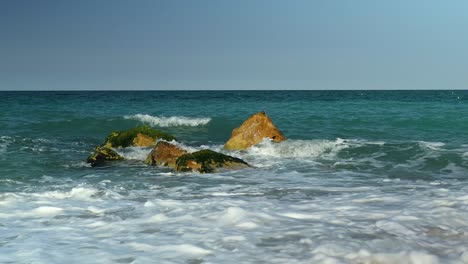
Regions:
[[175, 149, 249, 173], [86, 146, 123, 167], [104, 125, 176, 148], [145, 141, 188, 168], [133, 133, 156, 147], [224, 111, 286, 150]]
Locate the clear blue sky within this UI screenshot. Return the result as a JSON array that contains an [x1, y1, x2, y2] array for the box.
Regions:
[[1, 0, 467, 90]]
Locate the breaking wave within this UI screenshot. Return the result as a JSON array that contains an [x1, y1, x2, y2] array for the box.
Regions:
[[124, 114, 211, 127], [115, 146, 154, 160], [245, 138, 351, 159]]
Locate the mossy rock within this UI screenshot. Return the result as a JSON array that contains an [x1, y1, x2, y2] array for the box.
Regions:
[[86, 146, 123, 167], [104, 125, 176, 148], [175, 149, 249, 173]]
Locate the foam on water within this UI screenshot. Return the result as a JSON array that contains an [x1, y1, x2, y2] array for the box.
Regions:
[[418, 141, 446, 150], [246, 138, 349, 159], [105, 138, 468, 178], [124, 114, 211, 127], [113, 140, 196, 161], [2, 91, 468, 263], [0, 136, 12, 154], [30, 206, 64, 217], [346, 250, 440, 264], [241, 138, 399, 162], [38, 186, 100, 201], [115, 146, 153, 160], [1, 169, 468, 263]]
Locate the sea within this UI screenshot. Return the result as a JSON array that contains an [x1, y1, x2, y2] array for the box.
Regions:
[[0, 90, 467, 264]]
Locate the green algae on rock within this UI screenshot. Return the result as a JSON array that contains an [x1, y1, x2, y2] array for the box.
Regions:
[[86, 146, 123, 167], [104, 125, 176, 148], [175, 149, 249, 173]]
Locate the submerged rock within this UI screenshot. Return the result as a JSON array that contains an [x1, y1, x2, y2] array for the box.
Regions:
[[224, 111, 286, 150], [104, 125, 176, 148], [86, 146, 123, 167], [145, 141, 188, 168], [175, 149, 249, 173]]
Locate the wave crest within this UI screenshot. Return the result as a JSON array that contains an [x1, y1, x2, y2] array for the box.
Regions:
[[245, 138, 350, 159], [124, 114, 211, 127]]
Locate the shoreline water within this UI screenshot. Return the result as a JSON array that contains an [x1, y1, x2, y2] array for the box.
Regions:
[[0, 90, 467, 263]]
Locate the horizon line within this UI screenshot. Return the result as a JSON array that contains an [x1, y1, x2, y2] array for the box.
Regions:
[[1, 89, 467, 92]]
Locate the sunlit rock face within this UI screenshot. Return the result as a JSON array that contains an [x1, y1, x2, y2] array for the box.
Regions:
[[224, 111, 286, 150]]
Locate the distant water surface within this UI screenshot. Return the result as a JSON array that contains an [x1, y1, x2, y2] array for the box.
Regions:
[[0, 90, 467, 263]]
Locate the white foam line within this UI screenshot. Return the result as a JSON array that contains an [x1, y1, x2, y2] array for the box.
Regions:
[[124, 114, 211, 127]]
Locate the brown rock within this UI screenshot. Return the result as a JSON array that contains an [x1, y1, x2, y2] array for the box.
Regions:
[[133, 133, 156, 147], [145, 141, 188, 168], [224, 111, 286, 150], [175, 149, 249, 173], [103, 125, 176, 148], [183, 160, 203, 172]]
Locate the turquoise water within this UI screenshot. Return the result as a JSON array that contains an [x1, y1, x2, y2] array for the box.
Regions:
[[0, 90, 468, 263]]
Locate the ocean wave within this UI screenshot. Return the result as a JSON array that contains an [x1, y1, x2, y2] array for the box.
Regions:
[[244, 138, 350, 159], [124, 114, 211, 127], [235, 138, 468, 174], [115, 146, 154, 160], [31, 187, 100, 201], [114, 140, 195, 161], [0, 136, 13, 154], [418, 141, 445, 150]]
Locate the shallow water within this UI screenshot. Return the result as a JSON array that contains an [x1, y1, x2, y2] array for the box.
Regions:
[[0, 91, 468, 263]]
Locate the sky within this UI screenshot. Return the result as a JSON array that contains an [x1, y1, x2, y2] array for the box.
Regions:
[[1, 0, 468, 90]]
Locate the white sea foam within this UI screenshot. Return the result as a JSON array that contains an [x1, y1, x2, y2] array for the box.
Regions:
[[149, 213, 169, 222], [154, 244, 213, 258], [2, 180, 468, 263], [375, 220, 416, 236], [30, 206, 64, 217], [63, 161, 92, 168], [0, 136, 12, 154], [2, 141, 468, 263], [124, 114, 211, 127], [32, 187, 99, 201], [217, 207, 259, 229], [219, 207, 247, 225], [281, 212, 323, 220], [164, 140, 201, 153], [222, 235, 246, 242], [210, 192, 263, 197], [109, 137, 206, 162], [0, 179, 22, 184], [115, 146, 153, 160], [113, 140, 195, 161], [418, 141, 445, 150], [347, 250, 440, 264], [245, 138, 350, 159], [240, 138, 467, 172]]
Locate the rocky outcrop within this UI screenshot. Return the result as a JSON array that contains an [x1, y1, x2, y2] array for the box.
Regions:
[[224, 111, 286, 150], [145, 141, 188, 168], [86, 113, 285, 173], [86, 146, 123, 167], [133, 133, 156, 147], [104, 125, 176, 148], [175, 149, 249, 173]]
